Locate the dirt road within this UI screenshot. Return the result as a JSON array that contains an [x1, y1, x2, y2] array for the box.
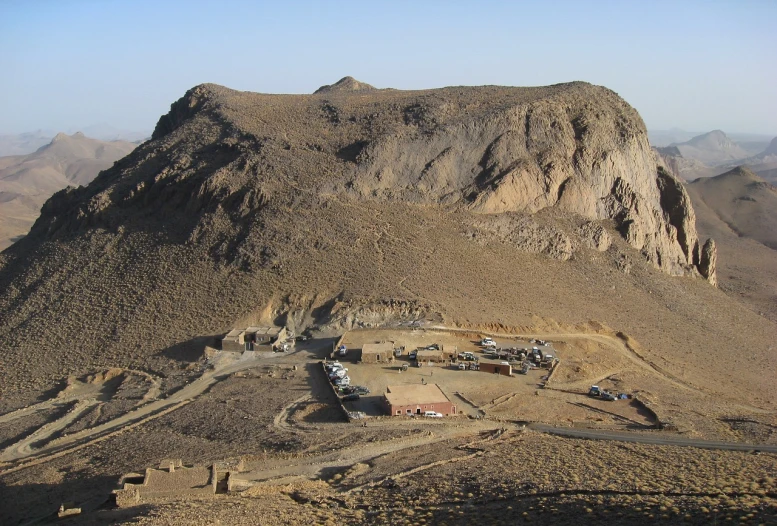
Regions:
[[240, 420, 497, 485], [0, 354, 270, 467]]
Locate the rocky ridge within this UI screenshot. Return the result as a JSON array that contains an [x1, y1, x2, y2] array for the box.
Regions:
[[41, 80, 709, 276]]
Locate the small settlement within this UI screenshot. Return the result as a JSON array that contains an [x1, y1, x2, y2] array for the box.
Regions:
[[328, 331, 560, 419]]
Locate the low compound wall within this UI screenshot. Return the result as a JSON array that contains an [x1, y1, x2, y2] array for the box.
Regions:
[[320, 362, 353, 422]]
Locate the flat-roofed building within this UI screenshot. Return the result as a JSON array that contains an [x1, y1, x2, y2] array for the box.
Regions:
[[221, 329, 246, 352], [361, 342, 394, 363], [384, 383, 456, 416], [416, 349, 444, 365]]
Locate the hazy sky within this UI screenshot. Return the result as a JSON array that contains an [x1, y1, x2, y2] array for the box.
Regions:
[[1, 0, 775, 135]]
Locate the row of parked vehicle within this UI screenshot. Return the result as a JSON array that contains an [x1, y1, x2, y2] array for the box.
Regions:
[[326, 361, 350, 387], [326, 362, 371, 401], [588, 385, 630, 401], [341, 385, 370, 401]]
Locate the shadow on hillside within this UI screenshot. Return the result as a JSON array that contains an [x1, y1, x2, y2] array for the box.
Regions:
[[0, 475, 124, 525], [157, 334, 221, 362]]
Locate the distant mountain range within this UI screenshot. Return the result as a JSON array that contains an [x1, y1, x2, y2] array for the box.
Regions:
[[0, 131, 55, 157], [648, 128, 773, 150], [0, 125, 149, 156], [0, 132, 137, 249], [652, 130, 777, 182], [671, 130, 751, 165]]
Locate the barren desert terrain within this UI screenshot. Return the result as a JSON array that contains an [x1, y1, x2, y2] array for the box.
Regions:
[[0, 79, 774, 524]]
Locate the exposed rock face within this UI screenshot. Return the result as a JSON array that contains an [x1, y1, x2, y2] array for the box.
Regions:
[[656, 167, 698, 263], [338, 84, 699, 275], [466, 215, 574, 261], [699, 238, 717, 286], [151, 84, 210, 140], [578, 221, 611, 251]]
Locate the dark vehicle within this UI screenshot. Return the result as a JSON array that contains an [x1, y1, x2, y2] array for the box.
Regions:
[[601, 391, 617, 401], [342, 394, 360, 402], [353, 386, 370, 395], [408, 350, 418, 360]]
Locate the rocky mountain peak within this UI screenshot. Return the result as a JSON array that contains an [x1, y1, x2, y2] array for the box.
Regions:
[[687, 130, 732, 148], [672, 130, 749, 166], [314, 76, 376, 94]]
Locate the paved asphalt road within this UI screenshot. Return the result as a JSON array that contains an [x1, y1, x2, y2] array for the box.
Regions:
[[528, 423, 777, 453]]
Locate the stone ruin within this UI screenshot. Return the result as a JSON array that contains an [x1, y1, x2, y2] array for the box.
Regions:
[[112, 458, 248, 506]]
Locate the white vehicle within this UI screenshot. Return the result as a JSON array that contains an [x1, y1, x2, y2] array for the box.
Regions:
[[334, 376, 350, 387], [423, 411, 443, 418], [337, 345, 347, 357], [458, 362, 467, 370], [481, 338, 496, 347]]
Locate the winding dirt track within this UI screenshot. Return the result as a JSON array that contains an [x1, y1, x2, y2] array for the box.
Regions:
[[0, 355, 266, 472], [4, 399, 100, 461]]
